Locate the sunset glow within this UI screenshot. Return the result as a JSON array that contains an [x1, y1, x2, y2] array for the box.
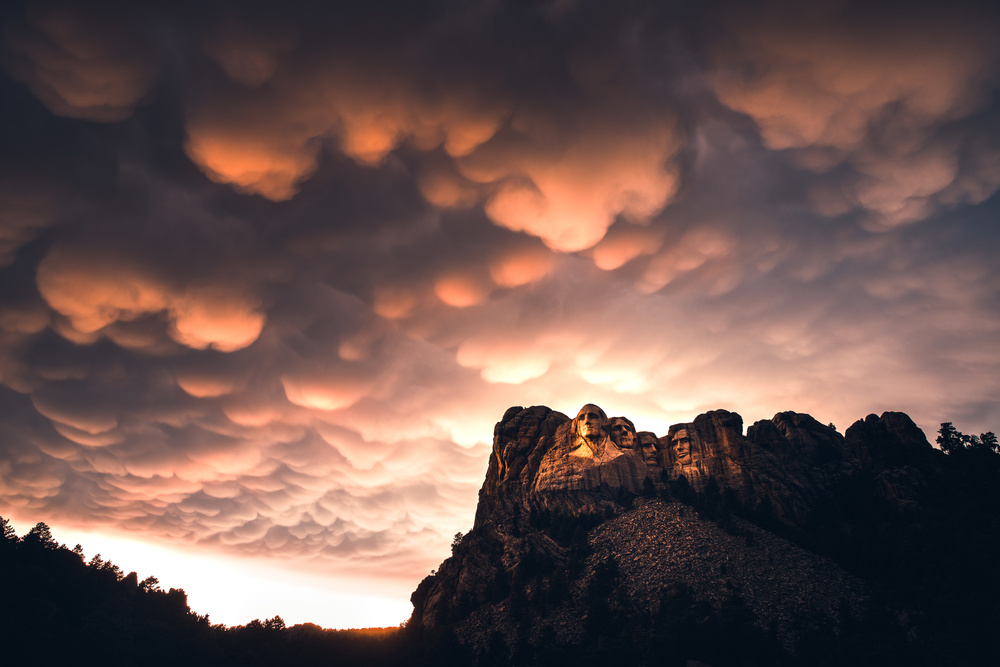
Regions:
[[1, 0, 999, 631]]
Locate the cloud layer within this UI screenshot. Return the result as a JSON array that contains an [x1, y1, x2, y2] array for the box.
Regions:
[[1, 0, 999, 625]]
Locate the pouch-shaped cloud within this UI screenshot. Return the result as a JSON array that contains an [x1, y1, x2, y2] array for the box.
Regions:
[[176, 373, 242, 399], [710, 2, 1000, 225], [489, 244, 556, 288], [456, 335, 554, 384], [35, 245, 264, 352], [712, 5, 994, 152], [184, 52, 507, 200], [281, 367, 373, 412], [434, 271, 492, 308], [169, 287, 266, 352], [202, 19, 298, 87], [186, 34, 681, 253], [591, 226, 665, 271], [0, 184, 58, 267], [461, 113, 682, 252], [3, 4, 157, 121]]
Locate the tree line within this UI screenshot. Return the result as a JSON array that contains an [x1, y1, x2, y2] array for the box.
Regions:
[[0, 517, 422, 666], [936, 422, 999, 455]]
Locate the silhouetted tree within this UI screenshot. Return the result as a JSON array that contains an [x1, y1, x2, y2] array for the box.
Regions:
[[936, 422, 962, 454], [0, 515, 16, 543], [22, 522, 58, 549], [962, 433, 982, 450], [140, 576, 161, 592]]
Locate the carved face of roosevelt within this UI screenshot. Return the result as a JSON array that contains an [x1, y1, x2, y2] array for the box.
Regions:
[[575, 404, 607, 443]]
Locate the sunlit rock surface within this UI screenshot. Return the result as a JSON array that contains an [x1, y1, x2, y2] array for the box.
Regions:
[[410, 403, 947, 659]]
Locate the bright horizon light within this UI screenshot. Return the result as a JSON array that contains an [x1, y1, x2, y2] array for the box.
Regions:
[[6, 518, 413, 630]]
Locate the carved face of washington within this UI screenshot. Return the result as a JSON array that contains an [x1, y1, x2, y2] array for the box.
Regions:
[[569, 404, 629, 464], [575, 404, 607, 443]]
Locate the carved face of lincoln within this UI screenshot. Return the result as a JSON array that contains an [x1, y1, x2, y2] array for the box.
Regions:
[[575, 404, 607, 442], [673, 428, 692, 464]]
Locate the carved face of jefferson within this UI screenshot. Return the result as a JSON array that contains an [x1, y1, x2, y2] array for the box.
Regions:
[[609, 417, 637, 449]]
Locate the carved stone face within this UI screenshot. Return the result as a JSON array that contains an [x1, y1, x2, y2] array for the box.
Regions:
[[609, 417, 636, 449], [575, 404, 607, 442], [673, 428, 692, 465]]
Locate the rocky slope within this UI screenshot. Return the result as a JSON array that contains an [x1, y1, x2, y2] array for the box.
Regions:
[[408, 404, 1000, 665]]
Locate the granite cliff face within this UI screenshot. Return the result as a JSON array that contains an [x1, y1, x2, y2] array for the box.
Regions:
[[409, 403, 998, 665], [472, 403, 932, 531]]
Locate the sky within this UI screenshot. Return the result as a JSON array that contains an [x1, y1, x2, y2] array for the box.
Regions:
[[1, 0, 999, 629]]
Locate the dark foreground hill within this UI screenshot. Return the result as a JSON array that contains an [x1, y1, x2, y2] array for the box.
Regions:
[[0, 520, 415, 666], [3, 404, 999, 666]]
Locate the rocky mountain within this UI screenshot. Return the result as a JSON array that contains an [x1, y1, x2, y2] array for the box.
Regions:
[[409, 404, 1000, 666]]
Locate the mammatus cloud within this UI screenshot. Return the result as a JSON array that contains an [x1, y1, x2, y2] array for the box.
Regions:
[[0, 0, 999, 628], [0, 184, 58, 267], [2, 3, 157, 121], [710, 1, 1000, 228], [36, 245, 266, 352], [462, 112, 682, 252], [185, 11, 685, 253], [183, 55, 508, 202]]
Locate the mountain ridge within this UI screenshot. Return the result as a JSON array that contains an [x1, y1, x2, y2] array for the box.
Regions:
[[409, 404, 1000, 665]]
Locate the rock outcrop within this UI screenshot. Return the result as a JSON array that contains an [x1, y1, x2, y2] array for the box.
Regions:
[[473, 403, 933, 532], [409, 403, 995, 665]]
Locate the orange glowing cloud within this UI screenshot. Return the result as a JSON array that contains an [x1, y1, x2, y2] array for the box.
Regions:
[[3, 4, 157, 122], [281, 372, 371, 411], [52, 423, 125, 447], [35, 246, 265, 351], [36, 247, 171, 333], [434, 272, 491, 308], [31, 394, 118, 435], [184, 120, 324, 201], [712, 7, 993, 153], [591, 226, 665, 271], [169, 287, 265, 353], [489, 245, 555, 288], [416, 167, 480, 209], [184, 48, 506, 200], [456, 337, 552, 384], [176, 374, 241, 398], [372, 285, 422, 320], [184, 41, 680, 255], [637, 227, 735, 293], [462, 116, 682, 252]]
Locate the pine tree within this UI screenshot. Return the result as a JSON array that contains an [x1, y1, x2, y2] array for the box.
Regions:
[[936, 422, 963, 454], [23, 522, 58, 549], [0, 515, 17, 543]]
